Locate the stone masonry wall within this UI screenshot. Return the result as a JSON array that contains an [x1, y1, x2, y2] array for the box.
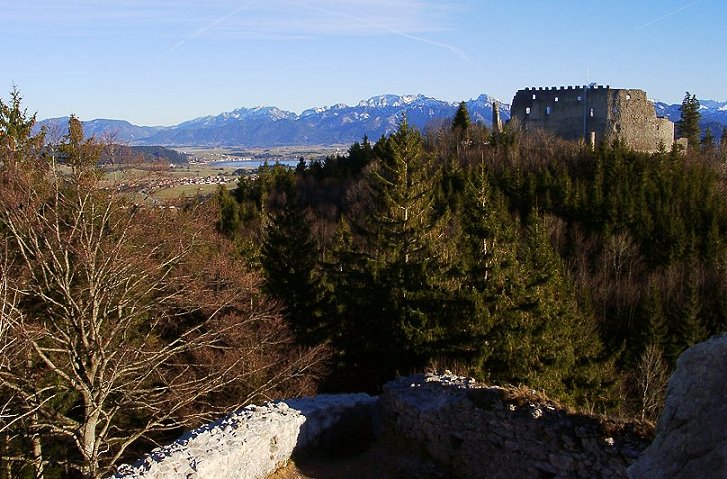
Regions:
[[381, 374, 650, 479], [113, 375, 653, 479], [510, 86, 674, 152], [112, 393, 377, 479]]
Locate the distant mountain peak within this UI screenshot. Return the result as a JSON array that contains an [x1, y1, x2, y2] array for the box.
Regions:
[[34, 92, 724, 148]]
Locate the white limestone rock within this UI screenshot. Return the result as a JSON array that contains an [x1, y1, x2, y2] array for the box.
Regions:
[[628, 333, 727, 478], [112, 393, 376, 479]]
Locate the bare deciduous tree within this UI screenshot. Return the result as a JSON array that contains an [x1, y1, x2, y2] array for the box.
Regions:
[[635, 343, 670, 421], [0, 110, 327, 478]]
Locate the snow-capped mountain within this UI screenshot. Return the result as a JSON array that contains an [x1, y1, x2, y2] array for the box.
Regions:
[[35, 94, 726, 148], [35, 94, 510, 148], [654, 100, 727, 139]]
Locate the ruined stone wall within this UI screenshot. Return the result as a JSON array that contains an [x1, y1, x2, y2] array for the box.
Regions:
[[511, 86, 674, 152], [112, 394, 377, 479], [113, 375, 652, 479], [606, 89, 674, 152], [382, 374, 649, 479]]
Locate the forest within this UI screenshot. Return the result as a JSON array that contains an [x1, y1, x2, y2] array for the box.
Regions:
[[2, 90, 727, 478], [218, 98, 727, 412]]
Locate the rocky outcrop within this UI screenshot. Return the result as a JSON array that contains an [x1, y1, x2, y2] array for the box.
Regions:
[[628, 333, 727, 478], [382, 374, 649, 479], [112, 393, 376, 479]]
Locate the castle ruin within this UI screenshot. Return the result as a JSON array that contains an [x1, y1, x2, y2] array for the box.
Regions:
[[510, 85, 674, 152]]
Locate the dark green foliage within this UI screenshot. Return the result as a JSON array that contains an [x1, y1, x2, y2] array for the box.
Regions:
[[215, 185, 241, 237], [331, 120, 453, 385], [678, 92, 701, 149], [217, 111, 727, 413], [702, 127, 714, 150], [0, 86, 37, 150], [452, 101, 471, 132], [260, 173, 328, 345]]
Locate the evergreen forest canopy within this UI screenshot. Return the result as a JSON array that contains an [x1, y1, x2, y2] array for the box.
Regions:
[[2, 88, 727, 478], [219, 91, 727, 415]]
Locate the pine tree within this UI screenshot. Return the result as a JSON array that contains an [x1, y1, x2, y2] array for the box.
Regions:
[[215, 185, 241, 237], [337, 119, 451, 376], [678, 92, 701, 149], [507, 210, 606, 400], [260, 181, 327, 345], [701, 127, 714, 150], [454, 159, 520, 374], [452, 101, 471, 132]]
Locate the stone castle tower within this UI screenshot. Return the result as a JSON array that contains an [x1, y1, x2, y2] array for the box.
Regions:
[[510, 85, 674, 152]]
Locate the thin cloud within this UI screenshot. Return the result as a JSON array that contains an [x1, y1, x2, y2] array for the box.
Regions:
[[284, 0, 482, 72], [157, 0, 477, 72], [635, 0, 703, 31], [164, 1, 259, 55]]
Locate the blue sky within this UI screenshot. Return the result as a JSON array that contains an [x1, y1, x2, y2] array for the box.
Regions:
[[2, 0, 724, 125]]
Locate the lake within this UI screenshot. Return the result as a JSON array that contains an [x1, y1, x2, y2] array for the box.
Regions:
[[213, 160, 302, 168]]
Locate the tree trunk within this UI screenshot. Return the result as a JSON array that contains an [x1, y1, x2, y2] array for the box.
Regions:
[[31, 430, 43, 479]]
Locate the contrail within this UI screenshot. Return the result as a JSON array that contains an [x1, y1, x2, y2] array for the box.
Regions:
[[635, 0, 703, 31], [161, 0, 258, 57], [284, 0, 483, 73]]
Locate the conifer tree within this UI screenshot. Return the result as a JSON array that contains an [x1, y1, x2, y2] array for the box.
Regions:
[[215, 185, 241, 237], [680, 282, 708, 350], [507, 210, 606, 400], [701, 127, 714, 150], [454, 160, 520, 373], [0, 87, 41, 153], [678, 92, 701, 149], [260, 180, 327, 345], [643, 281, 669, 355], [451, 101, 471, 132], [336, 119, 451, 377]]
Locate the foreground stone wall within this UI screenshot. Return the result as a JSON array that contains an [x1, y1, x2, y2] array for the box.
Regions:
[[382, 374, 649, 479], [112, 393, 376, 479]]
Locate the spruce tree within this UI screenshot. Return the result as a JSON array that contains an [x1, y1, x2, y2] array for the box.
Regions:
[[508, 210, 606, 400], [337, 119, 451, 377], [678, 92, 701, 149], [452, 101, 471, 132], [260, 181, 327, 345], [701, 127, 714, 150], [215, 185, 241, 237], [455, 159, 520, 374]]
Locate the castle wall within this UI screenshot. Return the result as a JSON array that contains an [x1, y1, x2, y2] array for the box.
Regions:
[[114, 375, 650, 479], [606, 89, 674, 152], [511, 86, 673, 152], [382, 374, 649, 479], [113, 394, 377, 479]]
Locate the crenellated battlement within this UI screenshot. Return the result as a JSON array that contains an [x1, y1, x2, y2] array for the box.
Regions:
[[510, 85, 673, 152]]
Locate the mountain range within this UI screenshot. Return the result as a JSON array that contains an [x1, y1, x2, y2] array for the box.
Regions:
[[36, 94, 726, 148]]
